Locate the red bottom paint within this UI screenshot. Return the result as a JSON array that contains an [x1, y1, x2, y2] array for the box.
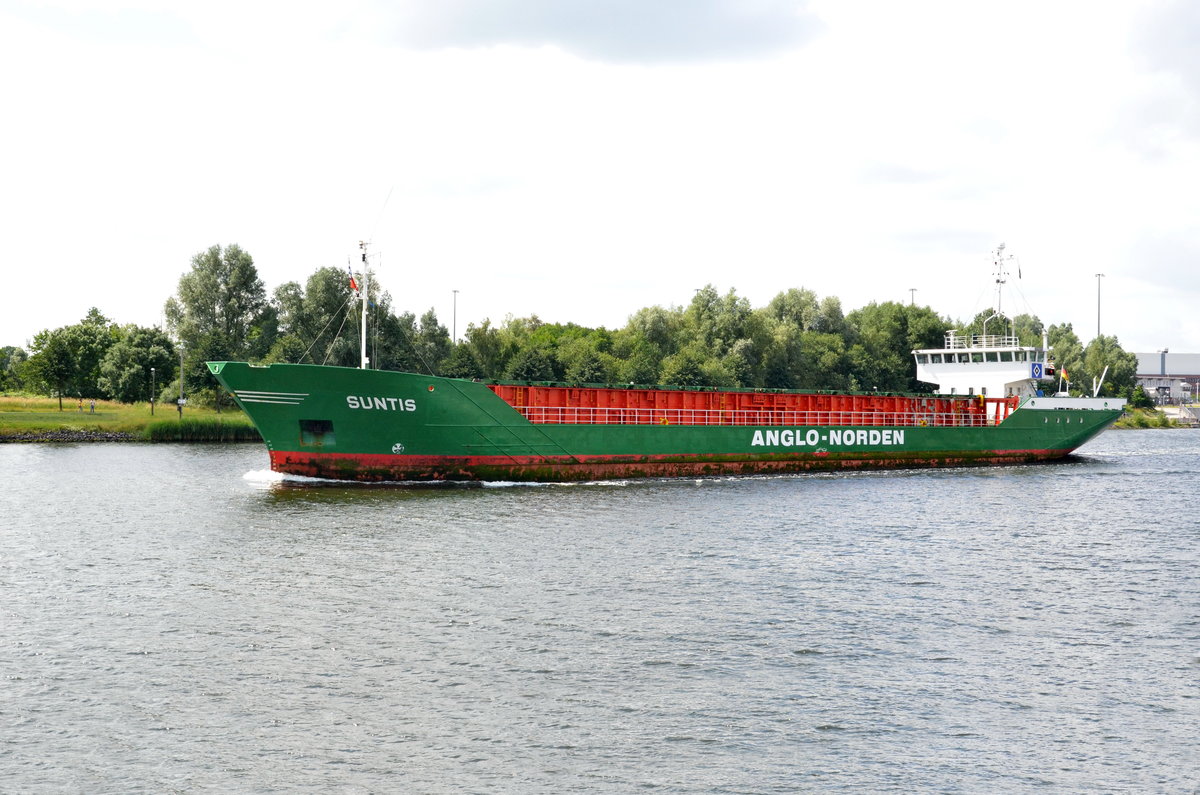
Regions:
[[270, 449, 1069, 483]]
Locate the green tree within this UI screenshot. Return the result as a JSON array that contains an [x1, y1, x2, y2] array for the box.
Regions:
[[1081, 335, 1137, 397], [675, 286, 779, 386], [262, 333, 310, 367], [612, 332, 661, 384], [369, 300, 423, 373], [64, 308, 119, 398], [457, 315, 549, 379], [624, 304, 682, 352], [98, 325, 177, 403], [0, 345, 27, 392], [846, 302, 949, 392], [761, 320, 802, 389], [441, 344, 484, 379], [796, 331, 850, 390], [265, 265, 451, 375], [1010, 313, 1044, 347], [505, 347, 555, 381], [813, 296, 847, 336], [26, 329, 74, 409], [658, 345, 708, 387], [564, 350, 608, 383], [463, 319, 505, 378], [551, 327, 615, 384], [766, 287, 821, 330], [24, 310, 120, 404], [1047, 323, 1085, 393], [721, 337, 758, 386], [1127, 384, 1156, 410], [413, 309, 452, 374], [165, 244, 275, 401], [267, 267, 359, 367], [683, 285, 755, 355]]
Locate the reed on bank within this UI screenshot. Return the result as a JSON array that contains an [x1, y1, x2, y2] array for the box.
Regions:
[[144, 416, 260, 442]]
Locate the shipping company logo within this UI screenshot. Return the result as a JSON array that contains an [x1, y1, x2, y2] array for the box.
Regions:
[[750, 428, 906, 448], [235, 389, 308, 405], [346, 395, 417, 412], [391, 443, 405, 453], [1031, 362, 1044, 379]]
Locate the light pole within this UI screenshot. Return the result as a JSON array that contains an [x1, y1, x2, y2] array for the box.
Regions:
[[150, 367, 156, 415], [909, 288, 917, 305], [452, 289, 459, 343], [178, 345, 185, 417], [1158, 348, 1169, 405], [1095, 273, 1104, 338]]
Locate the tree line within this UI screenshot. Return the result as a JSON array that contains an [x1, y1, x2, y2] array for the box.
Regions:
[[2, 243, 1150, 408]]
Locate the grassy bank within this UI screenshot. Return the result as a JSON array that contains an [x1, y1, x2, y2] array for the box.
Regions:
[[1113, 408, 1178, 429], [0, 395, 259, 442]]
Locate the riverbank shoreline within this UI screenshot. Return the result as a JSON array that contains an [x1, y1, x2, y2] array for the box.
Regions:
[[1, 430, 142, 443], [0, 427, 261, 444]]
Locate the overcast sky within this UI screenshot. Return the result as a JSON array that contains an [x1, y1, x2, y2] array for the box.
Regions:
[[3, 0, 1198, 355]]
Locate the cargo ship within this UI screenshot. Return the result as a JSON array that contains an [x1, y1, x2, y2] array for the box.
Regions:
[[207, 248, 1125, 482]]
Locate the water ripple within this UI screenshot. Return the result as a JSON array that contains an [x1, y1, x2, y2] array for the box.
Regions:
[[2, 431, 1199, 791]]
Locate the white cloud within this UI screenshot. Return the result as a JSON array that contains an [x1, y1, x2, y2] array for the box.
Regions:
[[368, 0, 822, 63], [1, 0, 1198, 358]]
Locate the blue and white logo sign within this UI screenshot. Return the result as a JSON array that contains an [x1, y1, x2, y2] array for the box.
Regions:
[[1031, 362, 1044, 379]]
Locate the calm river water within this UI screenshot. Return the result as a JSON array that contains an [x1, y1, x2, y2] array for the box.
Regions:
[[3, 430, 1199, 792]]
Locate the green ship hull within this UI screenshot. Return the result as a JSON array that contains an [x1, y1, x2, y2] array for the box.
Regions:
[[207, 361, 1125, 482]]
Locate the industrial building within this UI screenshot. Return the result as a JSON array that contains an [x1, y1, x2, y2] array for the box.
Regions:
[[1135, 351, 1200, 404]]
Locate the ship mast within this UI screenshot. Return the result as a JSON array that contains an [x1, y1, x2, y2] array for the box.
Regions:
[[992, 243, 1008, 317], [984, 243, 1013, 339], [358, 241, 369, 370]]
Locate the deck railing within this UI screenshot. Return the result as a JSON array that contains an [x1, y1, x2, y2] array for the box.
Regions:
[[944, 331, 1022, 349], [513, 406, 996, 428]]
